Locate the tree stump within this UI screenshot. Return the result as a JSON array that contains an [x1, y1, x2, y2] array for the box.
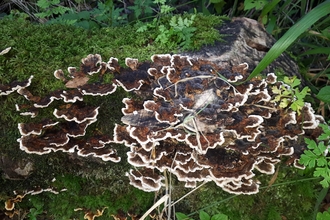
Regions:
[[182, 17, 302, 79]]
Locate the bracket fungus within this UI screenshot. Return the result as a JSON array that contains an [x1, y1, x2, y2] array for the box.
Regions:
[[16, 54, 120, 163], [74, 207, 108, 220], [5, 187, 65, 213], [0, 75, 33, 96], [15, 54, 326, 195], [112, 54, 326, 194]]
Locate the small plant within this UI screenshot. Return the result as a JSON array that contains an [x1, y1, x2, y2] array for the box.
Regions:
[[317, 208, 330, 220], [35, 0, 70, 20], [27, 196, 45, 220], [128, 0, 154, 20], [154, 0, 175, 16], [271, 76, 310, 114], [134, 0, 200, 49], [244, 0, 268, 11], [137, 13, 197, 50], [42, 0, 128, 29], [158, 14, 197, 49], [317, 85, 330, 104], [300, 123, 330, 188]]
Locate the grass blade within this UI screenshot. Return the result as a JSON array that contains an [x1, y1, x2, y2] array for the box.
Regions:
[[245, 0, 330, 82], [312, 187, 328, 219]]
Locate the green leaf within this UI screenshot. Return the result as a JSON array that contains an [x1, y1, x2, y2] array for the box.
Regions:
[[317, 157, 327, 167], [284, 76, 300, 88], [245, 1, 330, 82], [160, 5, 174, 14], [295, 87, 310, 100], [260, 0, 280, 18], [299, 150, 317, 168], [314, 167, 325, 177], [314, 142, 327, 156], [279, 98, 289, 108], [317, 209, 330, 220], [136, 25, 148, 33], [211, 213, 229, 220], [319, 178, 330, 188], [305, 138, 317, 150], [290, 99, 304, 114], [154, 0, 166, 4], [314, 167, 330, 188], [77, 11, 90, 20], [52, 6, 69, 15], [318, 124, 330, 140], [321, 27, 330, 39], [291, 78, 300, 88], [36, 0, 53, 9], [319, 133, 330, 141], [301, 47, 330, 56], [76, 20, 90, 29], [170, 16, 177, 27], [317, 86, 330, 103], [199, 210, 211, 220], [304, 150, 317, 157], [176, 212, 191, 220], [244, 0, 268, 10], [271, 85, 282, 94]]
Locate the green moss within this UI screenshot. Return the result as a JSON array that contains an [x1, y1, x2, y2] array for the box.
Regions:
[[189, 14, 227, 50], [32, 174, 155, 219]]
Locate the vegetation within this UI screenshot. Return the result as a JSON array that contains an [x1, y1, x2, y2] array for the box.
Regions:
[[0, 0, 330, 219]]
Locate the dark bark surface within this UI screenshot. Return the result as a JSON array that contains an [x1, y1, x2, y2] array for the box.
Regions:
[[182, 17, 302, 79]]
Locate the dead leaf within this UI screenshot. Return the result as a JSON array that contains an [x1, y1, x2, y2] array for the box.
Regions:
[[65, 76, 89, 88]]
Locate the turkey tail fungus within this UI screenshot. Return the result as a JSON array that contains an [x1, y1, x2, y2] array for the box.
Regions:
[[14, 54, 326, 194]]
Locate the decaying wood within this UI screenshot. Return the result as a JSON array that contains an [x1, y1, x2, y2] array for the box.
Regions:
[[182, 17, 301, 79]]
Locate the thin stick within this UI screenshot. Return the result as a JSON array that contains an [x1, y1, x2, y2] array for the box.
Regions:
[[166, 152, 178, 220], [140, 194, 169, 220]]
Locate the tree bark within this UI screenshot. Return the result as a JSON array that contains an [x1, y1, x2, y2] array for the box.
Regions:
[[182, 17, 302, 80]]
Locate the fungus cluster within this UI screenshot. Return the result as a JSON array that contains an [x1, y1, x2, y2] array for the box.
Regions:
[[4, 186, 65, 216], [74, 207, 108, 220], [14, 54, 325, 194], [111, 54, 325, 194], [15, 54, 119, 162], [0, 75, 33, 97]]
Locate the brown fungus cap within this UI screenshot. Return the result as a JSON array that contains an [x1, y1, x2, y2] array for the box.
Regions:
[[76, 135, 120, 162], [60, 89, 84, 103], [5, 194, 24, 211], [116, 54, 327, 194], [33, 89, 63, 108], [126, 168, 164, 192], [15, 54, 327, 194], [18, 128, 71, 155], [114, 66, 150, 92], [80, 83, 117, 96], [15, 54, 124, 163], [53, 104, 99, 123], [5, 187, 63, 212], [18, 119, 57, 136], [1, 75, 33, 96]]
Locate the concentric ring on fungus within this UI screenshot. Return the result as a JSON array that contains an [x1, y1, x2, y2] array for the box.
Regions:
[[118, 54, 325, 194], [15, 54, 326, 194]]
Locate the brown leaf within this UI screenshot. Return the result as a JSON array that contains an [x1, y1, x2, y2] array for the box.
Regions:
[[65, 76, 89, 88]]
